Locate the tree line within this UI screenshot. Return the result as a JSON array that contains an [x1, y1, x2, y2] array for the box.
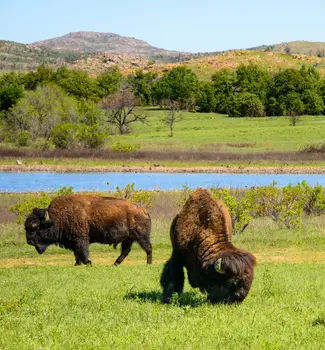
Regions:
[[1, 63, 325, 149]]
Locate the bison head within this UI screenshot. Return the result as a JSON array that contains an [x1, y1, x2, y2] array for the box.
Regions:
[[25, 208, 55, 254], [204, 250, 256, 304]]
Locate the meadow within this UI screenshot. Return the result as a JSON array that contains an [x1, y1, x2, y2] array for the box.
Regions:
[[1, 192, 325, 349], [1, 110, 325, 171]]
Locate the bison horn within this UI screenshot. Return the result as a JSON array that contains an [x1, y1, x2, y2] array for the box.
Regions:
[[214, 258, 225, 274], [44, 210, 50, 221]]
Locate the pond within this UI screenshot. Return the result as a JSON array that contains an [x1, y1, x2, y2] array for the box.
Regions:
[[1, 172, 325, 192]]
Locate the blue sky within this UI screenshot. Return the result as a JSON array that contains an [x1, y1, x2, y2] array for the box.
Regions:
[[1, 0, 325, 52]]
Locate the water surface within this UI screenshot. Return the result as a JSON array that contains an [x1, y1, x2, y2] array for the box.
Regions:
[[1, 172, 325, 192]]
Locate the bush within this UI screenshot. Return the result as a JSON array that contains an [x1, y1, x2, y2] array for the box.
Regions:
[[211, 188, 254, 234], [10, 187, 73, 224], [249, 183, 305, 229], [111, 142, 138, 153], [228, 92, 265, 117], [77, 124, 107, 149], [15, 131, 31, 147], [50, 123, 79, 149], [113, 183, 156, 209]]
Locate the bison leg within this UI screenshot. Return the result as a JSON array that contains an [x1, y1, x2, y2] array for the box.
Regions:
[[137, 237, 152, 264], [160, 252, 184, 304], [113, 238, 133, 266], [73, 240, 91, 266]]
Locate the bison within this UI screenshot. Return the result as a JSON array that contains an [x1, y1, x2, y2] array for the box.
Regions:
[[24, 194, 152, 266], [160, 188, 256, 304]]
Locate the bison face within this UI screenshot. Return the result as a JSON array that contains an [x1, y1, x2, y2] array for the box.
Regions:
[[25, 208, 55, 254], [204, 252, 255, 304]]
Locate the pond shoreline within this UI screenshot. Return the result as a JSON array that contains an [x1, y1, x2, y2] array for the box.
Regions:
[[1, 164, 325, 174]]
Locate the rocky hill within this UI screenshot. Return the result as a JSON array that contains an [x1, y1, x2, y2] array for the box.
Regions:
[[248, 40, 325, 57], [31, 31, 191, 62], [70, 50, 325, 79], [0, 40, 82, 71]]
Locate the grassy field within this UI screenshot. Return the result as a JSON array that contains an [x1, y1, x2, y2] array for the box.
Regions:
[[1, 110, 325, 170], [1, 192, 325, 349], [111, 110, 325, 153]]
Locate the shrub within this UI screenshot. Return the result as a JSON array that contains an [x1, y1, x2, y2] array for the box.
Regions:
[[10, 186, 73, 224], [111, 142, 138, 153], [77, 124, 107, 149], [228, 92, 265, 117], [211, 188, 254, 234], [15, 131, 31, 147], [113, 183, 156, 209], [250, 183, 305, 229], [50, 123, 79, 149], [299, 181, 325, 216]]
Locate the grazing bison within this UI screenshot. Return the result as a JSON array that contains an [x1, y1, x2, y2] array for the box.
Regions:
[[25, 194, 152, 266], [160, 188, 256, 304]]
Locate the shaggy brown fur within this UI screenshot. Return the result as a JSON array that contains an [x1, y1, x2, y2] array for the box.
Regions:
[[160, 188, 255, 304], [25, 194, 152, 266]]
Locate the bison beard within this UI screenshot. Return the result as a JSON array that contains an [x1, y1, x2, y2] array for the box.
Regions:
[[160, 188, 256, 304], [24, 194, 152, 266]]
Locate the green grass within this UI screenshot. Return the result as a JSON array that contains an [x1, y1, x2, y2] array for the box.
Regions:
[[1, 192, 325, 349], [1, 260, 325, 349], [109, 110, 325, 153], [2, 109, 325, 169]]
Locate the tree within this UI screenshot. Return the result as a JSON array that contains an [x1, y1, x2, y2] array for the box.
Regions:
[[96, 66, 123, 98], [6, 84, 78, 139], [235, 64, 271, 103], [0, 72, 24, 112], [162, 100, 182, 137], [127, 69, 157, 105], [23, 65, 54, 90], [228, 92, 264, 117], [211, 69, 237, 114], [196, 81, 216, 112], [152, 66, 198, 108], [101, 89, 147, 134], [54, 67, 100, 101]]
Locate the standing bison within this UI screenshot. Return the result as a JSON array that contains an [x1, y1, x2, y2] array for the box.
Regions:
[[160, 188, 256, 304], [24, 194, 152, 266]]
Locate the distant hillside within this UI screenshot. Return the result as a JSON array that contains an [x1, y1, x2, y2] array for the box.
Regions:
[[0, 40, 82, 71], [70, 50, 325, 79], [249, 40, 325, 57], [31, 31, 191, 62]]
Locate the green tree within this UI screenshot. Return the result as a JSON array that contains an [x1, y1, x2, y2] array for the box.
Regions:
[[196, 81, 216, 112], [96, 66, 123, 98], [211, 69, 236, 114], [0, 72, 24, 112], [235, 64, 271, 103], [127, 69, 157, 105], [228, 92, 264, 117], [23, 65, 54, 90], [6, 84, 78, 139], [54, 67, 100, 101], [152, 66, 198, 108], [77, 100, 105, 126]]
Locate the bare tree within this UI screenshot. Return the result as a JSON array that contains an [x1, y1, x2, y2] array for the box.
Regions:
[[162, 100, 182, 137], [100, 89, 147, 134]]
